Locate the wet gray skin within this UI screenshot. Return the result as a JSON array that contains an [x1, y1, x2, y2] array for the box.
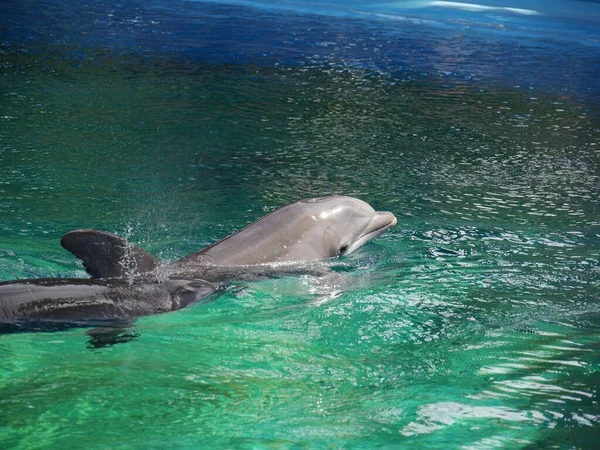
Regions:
[[176, 195, 398, 267]]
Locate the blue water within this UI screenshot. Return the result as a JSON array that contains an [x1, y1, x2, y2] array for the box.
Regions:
[[2, 0, 599, 102], [1, 1, 599, 448]]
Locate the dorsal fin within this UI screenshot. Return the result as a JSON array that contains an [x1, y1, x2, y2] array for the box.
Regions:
[[61, 229, 160, 278]]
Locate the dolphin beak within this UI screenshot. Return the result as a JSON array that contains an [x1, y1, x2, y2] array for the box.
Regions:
[[384, 212, 398, 228], [345, 211, 397, 255], [372, 211, 397, 233]]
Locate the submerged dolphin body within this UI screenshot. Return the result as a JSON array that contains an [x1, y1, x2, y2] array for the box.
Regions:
[[0, 277, 216, 345], [0, 196, 396, 343]]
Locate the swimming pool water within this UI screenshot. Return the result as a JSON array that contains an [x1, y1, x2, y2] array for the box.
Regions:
[[0, 1, 599, 448]]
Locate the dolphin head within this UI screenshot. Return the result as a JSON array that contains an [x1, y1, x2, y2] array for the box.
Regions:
[[299, 196, 397, 258], [189, 195, 397, 266]]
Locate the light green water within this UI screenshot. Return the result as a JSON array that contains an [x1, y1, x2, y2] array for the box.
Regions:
[[1, 49, 599, 448]]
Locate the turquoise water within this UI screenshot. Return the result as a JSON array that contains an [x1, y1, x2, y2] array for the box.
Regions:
[[1, 0, 599, 448]]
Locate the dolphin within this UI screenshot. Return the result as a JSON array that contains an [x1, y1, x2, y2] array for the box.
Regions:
[[175, 195, 398, 266], [60, 195, 397, 277], [0, 196, 396, 343]]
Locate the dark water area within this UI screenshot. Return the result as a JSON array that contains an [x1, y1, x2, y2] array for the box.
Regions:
[[1, 0, 599, 448], [2, 0, 600, 102]]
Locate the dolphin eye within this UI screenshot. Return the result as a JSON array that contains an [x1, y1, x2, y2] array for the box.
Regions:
[[339, 244, 348, 255]]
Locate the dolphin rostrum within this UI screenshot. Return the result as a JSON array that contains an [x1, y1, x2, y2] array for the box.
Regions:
[[0, 196, 396, 343]]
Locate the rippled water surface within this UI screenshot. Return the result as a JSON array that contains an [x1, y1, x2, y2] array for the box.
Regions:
[[1, 0, 599, 448]]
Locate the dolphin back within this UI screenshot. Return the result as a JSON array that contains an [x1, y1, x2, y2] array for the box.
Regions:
[[0, 278, 216, 323]]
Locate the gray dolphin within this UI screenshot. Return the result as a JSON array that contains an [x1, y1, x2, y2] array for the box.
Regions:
[[0, 196, 396, 343], [177, 195, 397, 266]]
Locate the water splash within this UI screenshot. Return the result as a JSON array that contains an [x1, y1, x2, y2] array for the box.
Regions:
[[119, 223, 142, 285]]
